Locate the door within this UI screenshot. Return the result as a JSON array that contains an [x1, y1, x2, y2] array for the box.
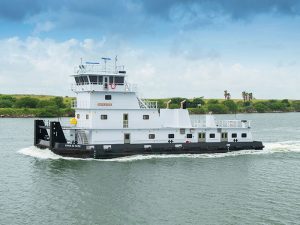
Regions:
[[221, 132, 228, 142], [104, 76, 108, 89], [198, 132, 206, 142], [124, 133, 130, 144], [123, 113, 128, 128]]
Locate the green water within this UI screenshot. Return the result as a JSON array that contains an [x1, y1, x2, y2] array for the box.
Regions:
[[0, 113, 300, 225]]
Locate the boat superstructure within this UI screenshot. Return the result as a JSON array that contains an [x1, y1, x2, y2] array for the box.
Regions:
[[34, 58, 264, 158]]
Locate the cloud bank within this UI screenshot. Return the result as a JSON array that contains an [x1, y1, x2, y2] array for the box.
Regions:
[[0, 36, 299, 99]]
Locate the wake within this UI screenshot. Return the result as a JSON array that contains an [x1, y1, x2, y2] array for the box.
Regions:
[[18, 140, 300, 162]]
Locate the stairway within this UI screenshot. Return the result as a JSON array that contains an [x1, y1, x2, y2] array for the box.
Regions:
[[77, 130, 89, 144], [137, 97, 147, 109]]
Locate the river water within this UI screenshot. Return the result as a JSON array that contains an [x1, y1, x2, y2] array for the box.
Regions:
[[0, 113, 300, 225]]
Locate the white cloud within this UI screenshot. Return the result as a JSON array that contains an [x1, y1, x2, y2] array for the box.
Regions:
[[33, 21, 55, 34], [0, 36, 299, 99]]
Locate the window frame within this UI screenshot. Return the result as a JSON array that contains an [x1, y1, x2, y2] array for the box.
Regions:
[[105, 95, 112, 100], [168, 134, 175, 139], [143, 115, 150, 120], [149, 134, 155, 139], [101, 114, 108, 120], [241, 133, 247, 138], [186, 134, 193, 139]]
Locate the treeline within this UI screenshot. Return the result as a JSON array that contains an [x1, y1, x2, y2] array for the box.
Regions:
[[153, 98, 300, 114], [1, 94, 300, 118], [0, 95, 74, 117]]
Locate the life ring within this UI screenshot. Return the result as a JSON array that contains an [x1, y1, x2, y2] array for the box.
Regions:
[[110, 83, 116, 89]]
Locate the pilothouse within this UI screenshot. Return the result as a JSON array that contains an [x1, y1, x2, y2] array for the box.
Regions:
[[34, 57, 264, 158]]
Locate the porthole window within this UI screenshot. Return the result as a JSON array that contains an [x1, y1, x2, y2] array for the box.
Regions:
[[143, 115, 149, 120], [105, 95, 111, 100], [101, 115, 108, 120], [241, 133, 247, 138], [168, 134, 174, 139], [232, 133, 237, 138], [187, 134, 192, 139], [149, 134, 155, 139], [209, 133, 215, 138]]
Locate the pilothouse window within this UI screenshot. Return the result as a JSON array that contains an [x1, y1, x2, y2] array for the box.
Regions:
[[115, 76, 124, 84], [241, 133, 247, 138], [89, 75, 97, 84], [82, 76, 89, 84], [232, 133, 237, 138], [210, 133, 215, 138], [109, 76, 114, 84], [105, 95, 111, 100]]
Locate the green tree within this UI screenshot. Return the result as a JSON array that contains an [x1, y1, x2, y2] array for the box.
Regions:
[[254, 102, 269, 113], [207, 104, 228, 114], [14, 97, 40, 108], [223, 100, 238, 113]]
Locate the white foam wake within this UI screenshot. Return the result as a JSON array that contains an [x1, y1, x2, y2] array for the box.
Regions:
[[18, 140, 300, 162]]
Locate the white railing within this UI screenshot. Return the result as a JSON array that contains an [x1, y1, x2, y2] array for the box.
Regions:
[[192, 120, 207, 128], [192, 120, 251, 128], [137, 98, 158, 109], [74, 64, 125, 75], [216, 120, 251, 128], [143, 100, 158, 109], [71, 82, 137, 92]]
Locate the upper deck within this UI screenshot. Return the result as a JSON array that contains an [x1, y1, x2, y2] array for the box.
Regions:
[[71, 60, 137, 93]]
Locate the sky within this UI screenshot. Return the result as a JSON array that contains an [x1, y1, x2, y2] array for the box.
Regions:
[[0, 0, 300, 99]]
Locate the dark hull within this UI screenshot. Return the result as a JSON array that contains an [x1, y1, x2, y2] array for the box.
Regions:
[[34, 120, 264, 159], [35, 140, 264, 159]]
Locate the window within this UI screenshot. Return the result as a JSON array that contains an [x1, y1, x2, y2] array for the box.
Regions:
[[232, 133, 237, 138], [187, 134, 192, 139], [82, 76, 89, 83], [101, 115, 108, 120], [86, 114, 89, 119], [209, 133, 215, 138], [76, 114, 80, 119], [109, 76, 114, 84], [75, 77, 80, 84], [149, 134, 155, 139], [115, 76, 124, 84], [105, 95, 111, 100], [143, 115, 149, 120], [168, 134, 174, 138], [98, 76, 103, 84], [180, 129, 185, 134], [241, 133, 247, 138]]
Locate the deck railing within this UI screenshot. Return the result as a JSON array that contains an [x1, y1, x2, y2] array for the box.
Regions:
[[192, 120, 251, 128]]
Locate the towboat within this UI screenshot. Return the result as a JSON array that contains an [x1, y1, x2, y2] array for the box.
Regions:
[[34, 58, 264, 159]]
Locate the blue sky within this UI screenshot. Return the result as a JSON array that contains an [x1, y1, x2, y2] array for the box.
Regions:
[[0, 0, 300, 99]]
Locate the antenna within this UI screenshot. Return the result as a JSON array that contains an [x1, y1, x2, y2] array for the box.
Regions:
[[115, 55, 118, 73], [101, 57, 111, 72]]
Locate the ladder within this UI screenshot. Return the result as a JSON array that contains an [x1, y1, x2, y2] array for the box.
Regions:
[[77, 130, 89, 144], [137, 97, 147, 109]]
